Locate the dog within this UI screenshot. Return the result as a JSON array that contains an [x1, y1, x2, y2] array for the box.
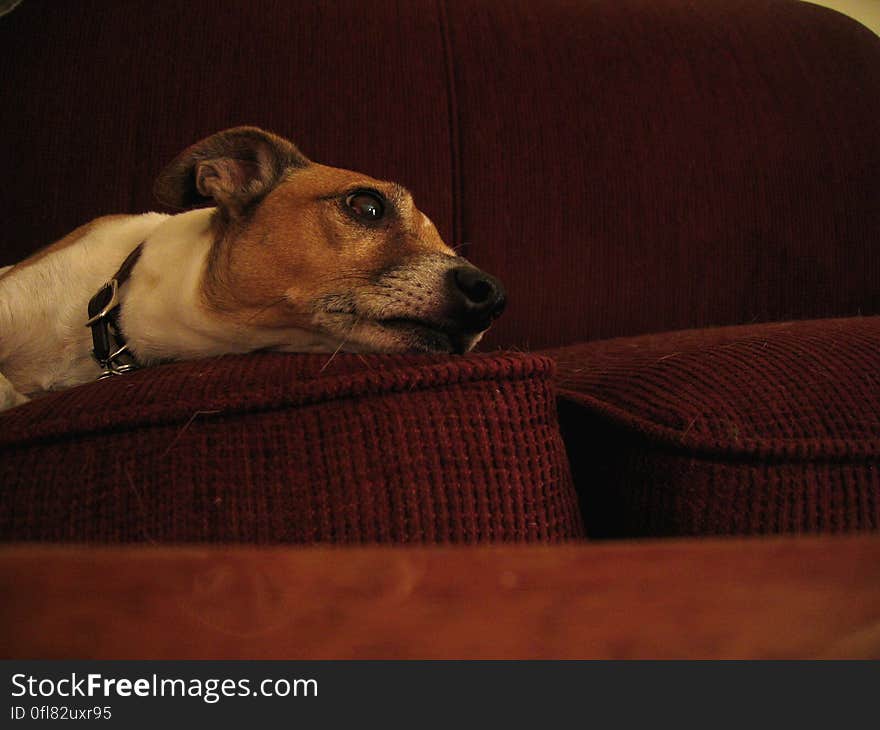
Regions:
[[0, 126, 505, 411]]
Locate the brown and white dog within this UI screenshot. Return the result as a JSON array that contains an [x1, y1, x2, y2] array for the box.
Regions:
[[0, 126, 505, 411]]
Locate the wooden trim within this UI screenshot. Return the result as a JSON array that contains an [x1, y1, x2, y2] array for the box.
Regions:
[[2, 535, 879, 659]]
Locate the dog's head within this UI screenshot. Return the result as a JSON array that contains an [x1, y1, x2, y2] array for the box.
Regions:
[[154, 126, 505, 354]]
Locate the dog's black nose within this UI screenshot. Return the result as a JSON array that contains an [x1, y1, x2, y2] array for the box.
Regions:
[[450, 265, 506, 330]]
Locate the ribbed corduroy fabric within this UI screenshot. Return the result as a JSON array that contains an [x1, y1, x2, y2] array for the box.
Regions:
[[0, 353, 584, 543], [0, 0, 456, 259], [546, 317, 880, 537], [445, 0, 880, 348], [2, 0, 879, 347]]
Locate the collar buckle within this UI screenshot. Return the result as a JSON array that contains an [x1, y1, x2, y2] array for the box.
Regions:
[[85, 243, 145, 378], [87, 278, 138, 377], [85, 279, 120, 328]]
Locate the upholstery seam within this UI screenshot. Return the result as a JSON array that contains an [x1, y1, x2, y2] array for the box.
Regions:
[[0, 362, 554, 450], [557, 389, 880, 463], [437, 0, 464, 247]]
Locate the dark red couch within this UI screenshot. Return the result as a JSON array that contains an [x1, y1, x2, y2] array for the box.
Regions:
[[1, 0, 878, 657]]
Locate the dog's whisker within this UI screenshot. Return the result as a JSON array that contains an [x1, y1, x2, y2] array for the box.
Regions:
[[243, 295, 313, 326], [243, 296, 287, 325], [319, 316, 361, 373]]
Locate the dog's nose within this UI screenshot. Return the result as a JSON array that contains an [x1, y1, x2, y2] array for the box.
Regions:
[[450, 265, 506, 330]]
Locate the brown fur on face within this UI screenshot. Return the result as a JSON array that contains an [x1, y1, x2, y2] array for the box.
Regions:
[[155, 127, 501, 354]]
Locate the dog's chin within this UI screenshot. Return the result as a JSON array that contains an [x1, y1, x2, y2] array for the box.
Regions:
[[378, 318, 480, 354], [332, 318, 484, 355]]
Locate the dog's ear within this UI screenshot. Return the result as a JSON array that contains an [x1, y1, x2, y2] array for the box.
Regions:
[[153, 126, 309, 217]]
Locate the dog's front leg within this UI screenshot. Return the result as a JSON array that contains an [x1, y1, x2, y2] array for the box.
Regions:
[[0, 372, 29, 412]]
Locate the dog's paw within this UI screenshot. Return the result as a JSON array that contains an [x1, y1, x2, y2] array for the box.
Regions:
[[0, 372, 29, 412]]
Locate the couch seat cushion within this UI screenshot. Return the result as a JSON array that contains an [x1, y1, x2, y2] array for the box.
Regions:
[[544, 317, 880, 537], [0, 352, 583, 544]]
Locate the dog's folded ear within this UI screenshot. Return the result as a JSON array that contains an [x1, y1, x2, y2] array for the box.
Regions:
[[153, 126, 309, 217]]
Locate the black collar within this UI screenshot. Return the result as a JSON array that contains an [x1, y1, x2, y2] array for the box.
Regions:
[[85, 243, 144, 378]]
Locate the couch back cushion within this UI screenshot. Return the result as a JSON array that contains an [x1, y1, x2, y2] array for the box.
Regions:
[[2, 0, 878, 348]]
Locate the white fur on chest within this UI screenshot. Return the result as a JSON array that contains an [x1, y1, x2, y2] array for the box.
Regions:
[[0, 213, 169, 394]]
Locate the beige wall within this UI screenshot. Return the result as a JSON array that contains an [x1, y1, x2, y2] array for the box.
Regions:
[[804, 0, 880, 35]]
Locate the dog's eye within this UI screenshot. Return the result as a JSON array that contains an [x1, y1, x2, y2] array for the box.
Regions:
[[345, 190, 385, 221]]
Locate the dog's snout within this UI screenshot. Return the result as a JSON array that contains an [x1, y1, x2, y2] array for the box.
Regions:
[[454, 267, 495, 304], [450, 265, 506, 329]]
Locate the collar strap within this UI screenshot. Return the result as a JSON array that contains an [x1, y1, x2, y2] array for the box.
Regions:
[[85, 243, 144, 378]]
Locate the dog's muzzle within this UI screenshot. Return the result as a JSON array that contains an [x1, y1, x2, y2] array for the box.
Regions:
[[324, 254, 507, 354], [399, 262, 505, 354]]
